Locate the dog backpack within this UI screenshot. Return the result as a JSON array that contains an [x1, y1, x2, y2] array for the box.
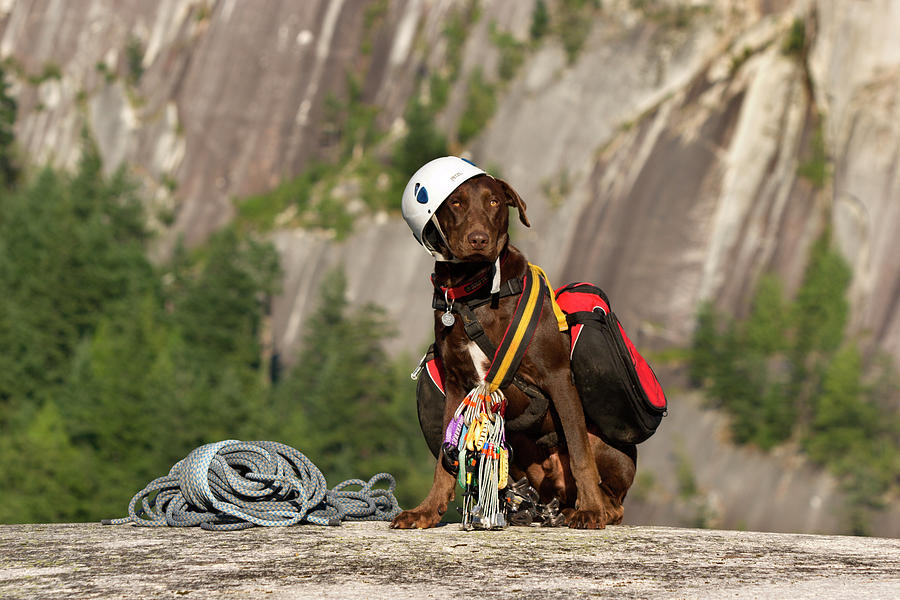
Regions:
[[554, 282, 667, 444]]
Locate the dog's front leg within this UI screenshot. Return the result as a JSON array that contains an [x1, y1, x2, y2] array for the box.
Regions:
[[545, 368, 613, 529], [390, 385, 464, 529]]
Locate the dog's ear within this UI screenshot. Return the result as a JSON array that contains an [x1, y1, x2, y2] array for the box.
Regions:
[[496, 178, 530, 228]]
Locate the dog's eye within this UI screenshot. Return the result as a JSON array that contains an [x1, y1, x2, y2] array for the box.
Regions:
[[489, 199, 499, 206], [450, 199, 461, 207]]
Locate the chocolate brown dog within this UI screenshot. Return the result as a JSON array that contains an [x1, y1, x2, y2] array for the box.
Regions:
[[391, 174, 636, 529]]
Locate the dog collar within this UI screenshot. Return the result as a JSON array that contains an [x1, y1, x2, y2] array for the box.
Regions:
[[431, 250, 510, 302]]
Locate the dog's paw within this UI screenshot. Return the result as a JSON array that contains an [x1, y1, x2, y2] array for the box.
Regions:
[[390, 509, 442, 529], [567, 509, 607, 530], [605, 504, 624, 525]]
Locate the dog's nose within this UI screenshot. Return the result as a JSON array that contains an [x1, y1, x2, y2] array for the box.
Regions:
[[467, 231, 489, 250]]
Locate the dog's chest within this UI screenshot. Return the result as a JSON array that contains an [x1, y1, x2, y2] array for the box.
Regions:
[[465, 341, 490, 381]]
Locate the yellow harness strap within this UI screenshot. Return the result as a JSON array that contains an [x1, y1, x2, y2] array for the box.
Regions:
[[529, 263, 569, 332], [483, 263, 568, 393]]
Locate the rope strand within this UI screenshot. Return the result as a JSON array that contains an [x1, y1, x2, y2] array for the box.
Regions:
[[102, 440, 401, 530]]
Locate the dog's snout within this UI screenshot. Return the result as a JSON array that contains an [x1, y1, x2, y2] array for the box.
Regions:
[[467, 231, 489, 250]]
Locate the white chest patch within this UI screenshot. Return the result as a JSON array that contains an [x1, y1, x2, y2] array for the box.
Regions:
[[466, 341, 490, 381]]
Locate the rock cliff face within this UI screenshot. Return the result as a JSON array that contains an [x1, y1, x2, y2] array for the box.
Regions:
[[3, 0, 898, 533]]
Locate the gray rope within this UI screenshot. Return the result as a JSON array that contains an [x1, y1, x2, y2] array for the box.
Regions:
[[102, 440, 401, 530]]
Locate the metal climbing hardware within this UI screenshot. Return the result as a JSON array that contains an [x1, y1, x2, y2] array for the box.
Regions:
[[441, 443, 460, 477], [476, 414, 489, 450], [498, 448, 509, 489], [466, 418, 481, 452], [410, 351, 428, 380]]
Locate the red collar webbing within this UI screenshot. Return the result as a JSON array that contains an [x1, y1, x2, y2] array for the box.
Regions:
[[432, 250, 510, 301]]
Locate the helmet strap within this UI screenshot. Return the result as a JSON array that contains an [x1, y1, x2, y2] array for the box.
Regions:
[[427, 217, 464, 263]]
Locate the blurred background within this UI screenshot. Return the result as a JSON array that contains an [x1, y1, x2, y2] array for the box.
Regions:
[[0, 0, 898, 536]]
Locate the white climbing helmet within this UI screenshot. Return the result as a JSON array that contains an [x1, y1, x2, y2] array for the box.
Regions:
[[401, 156, 487, 258]]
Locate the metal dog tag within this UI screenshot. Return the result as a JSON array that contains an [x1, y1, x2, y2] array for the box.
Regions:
[[441, 289, 456, 327]]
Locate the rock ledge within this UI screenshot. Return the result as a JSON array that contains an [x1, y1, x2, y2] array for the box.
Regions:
[[1, 522, 898, 599]]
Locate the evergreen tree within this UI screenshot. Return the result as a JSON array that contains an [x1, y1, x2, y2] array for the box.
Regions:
[[0, 133, 285, 522], [0, 153, 151, 408], [172, 228, 279, 373], [271, 268, 432, 509], [791, 231, 852, 368], [689, 231, 899, 530], [0, 401, 95, 523]]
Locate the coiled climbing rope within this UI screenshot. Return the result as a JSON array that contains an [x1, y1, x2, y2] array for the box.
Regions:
[[102, 440, 401, 530]]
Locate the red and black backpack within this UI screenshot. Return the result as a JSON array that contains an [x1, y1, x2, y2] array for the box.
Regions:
[[554, 282, 667, 444]]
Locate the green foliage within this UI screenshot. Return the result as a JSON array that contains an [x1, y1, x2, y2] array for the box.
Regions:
[[194, 2, 212, 22], [805, 344, 900, 528], [783, 18, 806, 57], [237, 161, 330, 231], [729, 46, 754, 76], [796, 237, 851, 340], [161, 173, 178, 193], [393, 97, 448, 178], [0, 65, 19, 188], [270, 269, 433, 509], [0, 137, 285, 523], [458, 69, 497, 144], [797, 120, 829, 189], [490, 24, 527, 82], [745, 275, 790, 355], [236, 75, 448, 236], [0, 144, 152, 406], [690, 233, 899, 531], [530, 0, 550, 41], [675, 449, 697, 500], [361, 0, 389, 55], [558, 0, 595, 64], [424, 0, 483, 116], [325, 73, 381, 160], [95, 61, 116, 83], [0, 401, 96, 523], [237, 69, 393, 237], [0, 128, 435, 522], [236, 161, 361, 238], [527, 0, 604, 64], [632, 0, 709, 29], [690, 302, 720, 385], [428, 72, 451, 113], [443, 4, 470, 81], [540, 168, 572, 209], [171, 228, 279, 367], [27, 62, 62, 85], [125, 35, 144, 85]]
